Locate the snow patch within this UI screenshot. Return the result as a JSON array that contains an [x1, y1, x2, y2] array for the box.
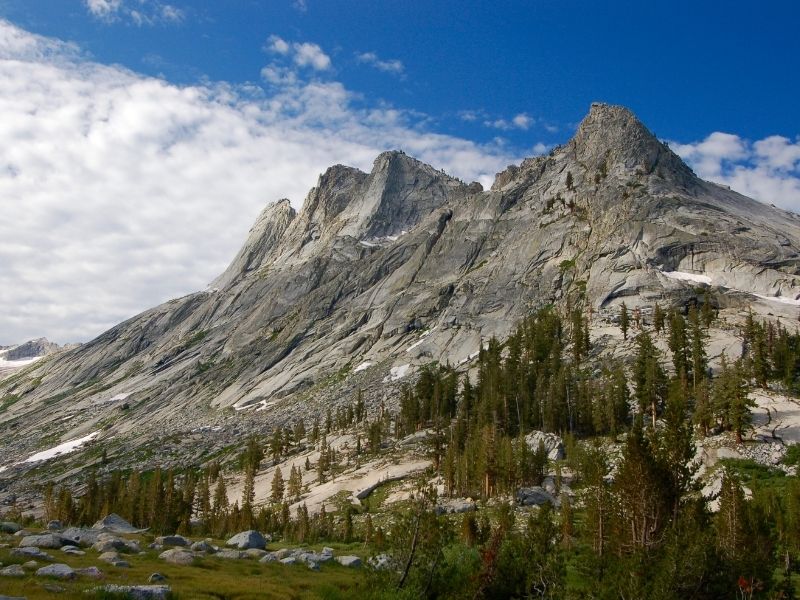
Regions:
[[353, 361, 372, 373], [387, 364, 411, 381], [359, 240, 377, 248], [0, 355, 42, 368], [754, 293, 800, 307], [406, 327, 436, 353], [22, 431, 100, 463], [662, 271, 713, 285]]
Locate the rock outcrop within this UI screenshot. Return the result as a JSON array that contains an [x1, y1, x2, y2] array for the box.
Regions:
[[2, 103, 800, 493]]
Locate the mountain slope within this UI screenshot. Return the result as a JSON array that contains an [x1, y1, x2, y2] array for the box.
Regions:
[[2, 103, 799, 479]]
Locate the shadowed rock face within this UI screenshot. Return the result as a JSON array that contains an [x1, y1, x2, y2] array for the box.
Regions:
[[2, 103, 800, 452]]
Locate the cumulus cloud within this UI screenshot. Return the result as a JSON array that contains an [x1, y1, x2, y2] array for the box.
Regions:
[[356, 52, 404, 75], [485, 112, 534, 131], [0, 19, 518, 344], [85, 0, 122, 20], [266, 35, 330, 71], [85, 0, 184, 26], [672, 133, 800, 211]]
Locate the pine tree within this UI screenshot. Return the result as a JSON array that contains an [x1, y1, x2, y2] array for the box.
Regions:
[[653, 302, 665, 334], [613, 420, 670, 551], [668, 309, 690, 380], [287, 464, 302, 502], [633, 330, 667, 428], [211, 475, 229, 536], [197, 470, 211, 533], [727, 359, 755, 444], [620, 302, 630, 340], [658, 376, 697, 520], [271, 466, 285, 504], [688, 305, 708, 393]]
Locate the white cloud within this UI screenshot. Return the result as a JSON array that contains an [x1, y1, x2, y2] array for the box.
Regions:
[[266, 35, 290, 55], [672, 132, 800, 211], [356, 52, 404, 75], [0, 19, 517, 344], [292, 0, 308, 13], [292, 42, 331, 71], [85, 0, 122, 20], [512, 113, 533, 129], [485, 112, 534, 131], [265, 36, 331, 71], [85, 0, 184, 26]]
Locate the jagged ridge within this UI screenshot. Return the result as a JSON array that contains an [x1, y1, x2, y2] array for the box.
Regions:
[[2, 102, 800, 463]]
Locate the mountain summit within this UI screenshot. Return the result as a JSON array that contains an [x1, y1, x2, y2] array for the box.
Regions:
[[2, 103, 799, 472]]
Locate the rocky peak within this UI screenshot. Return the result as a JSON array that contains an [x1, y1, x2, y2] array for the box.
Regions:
[[212, 198, 297, 289], [2, 338, 60, 360], [571, 102, 665, 171], [284, 150, 465, 254], [571, 102, 695, 183]]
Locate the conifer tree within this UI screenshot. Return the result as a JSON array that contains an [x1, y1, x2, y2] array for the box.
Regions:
[[271, 466, 284, 504], [653, 302, 665, 333], [287, 464, 302, 502], [620, 302, 630, 340], [633, 330, 667, 428]]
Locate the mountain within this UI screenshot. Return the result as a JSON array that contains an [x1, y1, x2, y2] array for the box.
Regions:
[[0, 338, 62, 362], [2, 103, 799, 493], [0, 338, 66, 380]]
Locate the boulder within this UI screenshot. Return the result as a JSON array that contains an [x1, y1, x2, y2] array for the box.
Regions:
[[368, 554, 391, 570], [76, 566, 104, 579], [0, 596, 27, 600], [260, 553, 278, 563], [159, 549, 194, 566], [335, 555, 362, 568], [148, 573, 167, 583], [92, 513, 146, 534], [225, 530, 267, 550], [97, 585, 171, 599], [0, 522, 21, 534], [22, 561, 39, 569], [19, 533, 65, 548], [245, 548, 267, 559], [36, 563, 76, 579], [216, 549, 245, 559], [279, 556, 298, 565], [0, 564, 25, 577], [273, 548, 292, 559], [524, 431, 565, 461], [61, 527, 103, 547], [93, 535, 138, 554], [516, 486, 557, 507], [99, 551, 122, 564], [12, 546, 51, 560], [46, 520, 62, 531], [61, 545, 85, 556], [435, 498, 476, 515], [190, 540, 215, 553], [154, 535, 189, 547]]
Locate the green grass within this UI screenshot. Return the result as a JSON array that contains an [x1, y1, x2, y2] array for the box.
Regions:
[[0, 532, 365, 599], [718, 458, 790, 494], [559, 258, 576, 273], [0, 393, 20, 412]]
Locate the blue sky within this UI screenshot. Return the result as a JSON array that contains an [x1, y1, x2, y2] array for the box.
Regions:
[[3, 0, 798, 145], [0, 1, 799, 344]]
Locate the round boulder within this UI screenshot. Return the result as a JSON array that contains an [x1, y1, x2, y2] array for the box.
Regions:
[[225, 530, 267, 550], [36, 563, 76, 580], [159, 548, 195, 566]]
